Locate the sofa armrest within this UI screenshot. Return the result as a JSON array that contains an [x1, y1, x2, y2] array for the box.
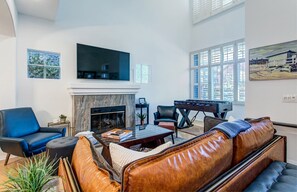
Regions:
[[40, 127, 66, 136], [0, 136, 29, 157]]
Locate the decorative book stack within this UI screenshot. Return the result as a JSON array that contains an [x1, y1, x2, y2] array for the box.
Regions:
[[101, 128, 132, 140]]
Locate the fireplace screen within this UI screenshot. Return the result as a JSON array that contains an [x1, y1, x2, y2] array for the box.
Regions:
[[91, 106, 126, 133]]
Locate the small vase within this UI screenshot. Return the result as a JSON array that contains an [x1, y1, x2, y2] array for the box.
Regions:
[[60, 118, 66, 123], [141, 120, 145, 125]]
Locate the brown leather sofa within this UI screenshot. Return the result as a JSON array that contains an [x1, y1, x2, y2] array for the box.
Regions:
[[59, 117, 287, 192]]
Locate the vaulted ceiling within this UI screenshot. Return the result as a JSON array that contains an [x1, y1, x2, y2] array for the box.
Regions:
[[15, 0, 59, 21]]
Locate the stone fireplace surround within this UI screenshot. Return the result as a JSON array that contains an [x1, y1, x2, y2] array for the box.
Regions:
[[68, 83, 140, 135]]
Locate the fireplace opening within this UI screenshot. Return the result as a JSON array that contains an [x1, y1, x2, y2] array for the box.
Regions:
[[90, 105, 126, 134]]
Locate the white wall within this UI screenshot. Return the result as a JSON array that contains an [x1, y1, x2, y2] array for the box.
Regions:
[[16, 0, 191, 126], [245, 0, 297, 124], [0, 35, 16, 109], [0, 0, 18, 161], [0, 34, 16, 160], [190, 4, 245, 121]]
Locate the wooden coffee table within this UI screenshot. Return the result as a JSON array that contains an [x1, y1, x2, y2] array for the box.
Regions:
[[93, 124, 174, 165]]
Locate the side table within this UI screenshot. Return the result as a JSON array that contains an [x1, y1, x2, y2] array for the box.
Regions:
[[136, 103, 149, 125], [48, 121, 72, 136]]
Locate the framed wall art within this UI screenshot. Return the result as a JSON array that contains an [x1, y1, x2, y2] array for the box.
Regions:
[[249, 40, 297, 80]]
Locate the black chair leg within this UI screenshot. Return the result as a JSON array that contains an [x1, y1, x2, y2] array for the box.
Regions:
[[175, 126, 178, 138], [4, 153, 10, 166]]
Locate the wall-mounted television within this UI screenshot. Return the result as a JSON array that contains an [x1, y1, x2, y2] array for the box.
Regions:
[[77, 43, 130, 81]]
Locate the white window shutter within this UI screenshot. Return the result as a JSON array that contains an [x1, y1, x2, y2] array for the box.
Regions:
[[192, 0, 244, 24]]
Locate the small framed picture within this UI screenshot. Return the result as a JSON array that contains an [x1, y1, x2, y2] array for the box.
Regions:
[[139, 98, 146, 104]]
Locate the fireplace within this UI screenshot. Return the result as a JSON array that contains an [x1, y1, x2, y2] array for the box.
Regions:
[[91, 105, 126, 134], [70, 83, 140, 134]]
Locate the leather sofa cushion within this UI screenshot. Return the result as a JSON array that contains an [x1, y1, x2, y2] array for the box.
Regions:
[[122, 130, 233, 192], [157, 106, 176, 119], [232, 117, 275, 165], [21, 132, 62, 151], [244, 161, 297, 192], [71, 137, 120, 192]]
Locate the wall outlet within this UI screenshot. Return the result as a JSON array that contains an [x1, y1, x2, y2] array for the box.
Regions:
[[283, 94, 297, 103]]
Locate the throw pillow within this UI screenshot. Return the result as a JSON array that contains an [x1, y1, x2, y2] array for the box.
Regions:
[[110, 141, 172, 175], [75, 131, 98, 145]]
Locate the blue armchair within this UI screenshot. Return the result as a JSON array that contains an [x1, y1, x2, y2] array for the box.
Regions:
[[0, 107, 66, 165]]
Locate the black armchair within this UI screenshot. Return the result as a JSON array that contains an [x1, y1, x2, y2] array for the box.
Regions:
[[0, 107, 66, 165], [154, 105, 179, 137]]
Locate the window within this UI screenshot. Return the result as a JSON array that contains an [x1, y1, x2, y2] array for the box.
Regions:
[[27, 49, 60, 79], [190, 40, 245, 104], [135, 64, 151, 84], [192, 0, 244, 24]]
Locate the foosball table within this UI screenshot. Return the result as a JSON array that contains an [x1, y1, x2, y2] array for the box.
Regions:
[[174, 99, 233, 128]]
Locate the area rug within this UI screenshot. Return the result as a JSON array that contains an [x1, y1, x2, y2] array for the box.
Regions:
[[164, 136, 187, 145], [179, 125, 204, 136]]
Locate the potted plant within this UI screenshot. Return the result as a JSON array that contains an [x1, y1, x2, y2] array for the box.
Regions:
[[2, 153, 58, 192], [59, 114, 67, 123], [137, 113, 147, 125]]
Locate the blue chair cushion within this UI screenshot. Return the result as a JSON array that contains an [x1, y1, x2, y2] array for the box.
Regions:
[[20, 132, 62, 151]]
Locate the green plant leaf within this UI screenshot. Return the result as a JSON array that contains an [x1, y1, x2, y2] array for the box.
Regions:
[[2, 153, 58, 192]]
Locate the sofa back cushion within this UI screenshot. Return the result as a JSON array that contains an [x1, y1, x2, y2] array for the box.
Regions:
[[232, 117, 275, 165], [0, 107, 40, 137], [122, 131, 233, 192], [71, 137, 120, 192]]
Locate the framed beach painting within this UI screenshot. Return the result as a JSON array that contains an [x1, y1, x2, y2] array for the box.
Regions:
[[249, 40, 297, 80]]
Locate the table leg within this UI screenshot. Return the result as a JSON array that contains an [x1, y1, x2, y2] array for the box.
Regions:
[[178, 109, 192, 128]]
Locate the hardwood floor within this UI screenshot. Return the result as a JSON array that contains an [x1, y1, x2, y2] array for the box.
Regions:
[[0, 156, 24, 188]]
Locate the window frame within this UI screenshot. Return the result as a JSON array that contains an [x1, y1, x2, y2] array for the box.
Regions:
[[27, 49, 61, 79], [190, 39, 245, 105]]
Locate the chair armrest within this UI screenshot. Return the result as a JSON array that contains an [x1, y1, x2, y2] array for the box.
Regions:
[[174, 112, 179, 121], [153, 112, 160, 120], [40, 127, 66, 137], [0, 136, 29, 157]]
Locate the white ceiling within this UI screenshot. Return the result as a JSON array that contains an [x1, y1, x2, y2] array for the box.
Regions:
[[14, 0, 59, 21]]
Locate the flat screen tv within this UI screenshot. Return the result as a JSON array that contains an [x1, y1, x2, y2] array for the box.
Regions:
[[77, 43, 130, 81]]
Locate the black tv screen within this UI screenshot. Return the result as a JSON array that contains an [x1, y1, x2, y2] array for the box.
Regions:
[[77, 43, 130, 81]]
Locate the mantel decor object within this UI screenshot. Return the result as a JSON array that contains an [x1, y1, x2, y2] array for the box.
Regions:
[[59, 114, 67, 123]]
